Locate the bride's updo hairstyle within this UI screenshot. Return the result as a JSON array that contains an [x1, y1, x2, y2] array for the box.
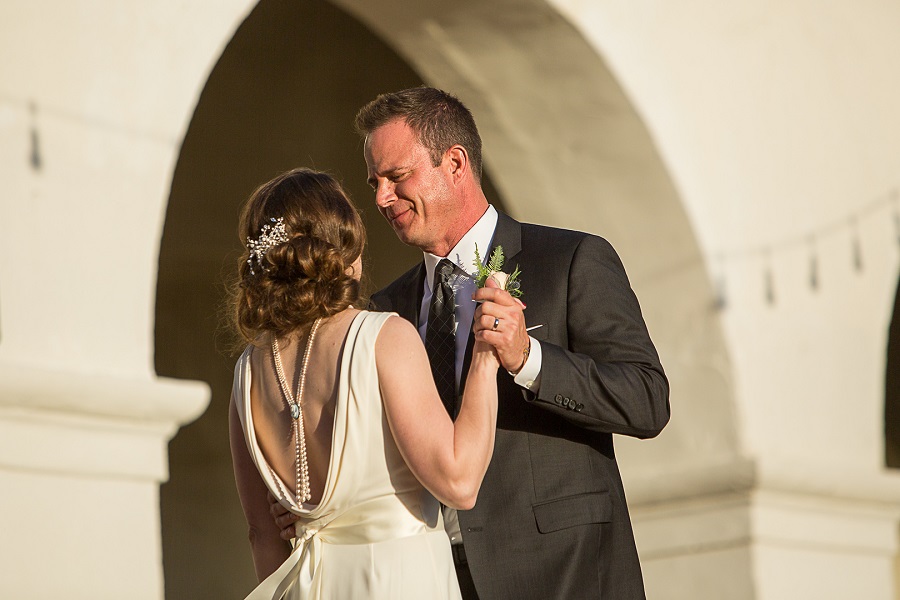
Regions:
[[232, 168, 366, 344]]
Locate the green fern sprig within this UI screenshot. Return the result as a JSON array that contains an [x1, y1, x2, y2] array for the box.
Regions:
[[472, 243, 524, 298], [472, 244, 491, 287], [487, 246, 504, 272]]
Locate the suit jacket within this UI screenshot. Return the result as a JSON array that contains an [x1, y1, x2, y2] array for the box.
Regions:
[[372, 212, 669, 599]]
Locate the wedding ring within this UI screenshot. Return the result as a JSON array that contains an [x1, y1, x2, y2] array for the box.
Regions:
[[492, 317, 501, 331]]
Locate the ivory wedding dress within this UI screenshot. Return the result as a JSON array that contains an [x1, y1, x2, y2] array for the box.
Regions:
[[232, 310, 462, 600]]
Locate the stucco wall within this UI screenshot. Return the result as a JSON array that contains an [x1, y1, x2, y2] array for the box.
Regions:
[[550, 0, 900, 474]]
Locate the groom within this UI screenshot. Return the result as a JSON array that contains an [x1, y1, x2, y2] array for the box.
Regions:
[[277, 87, 670, 599]]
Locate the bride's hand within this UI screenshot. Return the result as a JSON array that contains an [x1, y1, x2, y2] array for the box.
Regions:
[[472, 339, 501, 370], [472, 279, 503, 370], [267, 491, 300, 541], [472, 275, 528, 374]]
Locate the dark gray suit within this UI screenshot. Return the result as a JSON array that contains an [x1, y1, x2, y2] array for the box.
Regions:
[[372, 212, 669, 599]]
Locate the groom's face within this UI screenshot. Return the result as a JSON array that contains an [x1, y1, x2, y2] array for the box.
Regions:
[[364, 119, 457, 255]]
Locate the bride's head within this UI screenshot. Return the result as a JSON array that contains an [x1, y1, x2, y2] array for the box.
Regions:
[[231, 168, 366, 343]]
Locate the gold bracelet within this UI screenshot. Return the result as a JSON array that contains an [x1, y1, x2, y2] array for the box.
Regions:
[[508, 338, 531, 376]]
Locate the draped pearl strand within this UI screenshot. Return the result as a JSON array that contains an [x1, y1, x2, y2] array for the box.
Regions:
[[272, 317, 323, 504]]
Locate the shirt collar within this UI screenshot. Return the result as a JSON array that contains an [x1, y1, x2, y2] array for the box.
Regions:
[[423, 205, 499, 292]]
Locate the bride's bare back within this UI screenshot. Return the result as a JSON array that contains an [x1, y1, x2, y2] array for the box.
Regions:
[[247, 308, 361, 505]]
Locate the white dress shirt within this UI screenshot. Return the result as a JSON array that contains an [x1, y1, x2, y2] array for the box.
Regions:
[[418, 205, 543, 543]]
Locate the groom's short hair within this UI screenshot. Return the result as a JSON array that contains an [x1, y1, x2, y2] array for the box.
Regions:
[[355, 86, 483, 183]]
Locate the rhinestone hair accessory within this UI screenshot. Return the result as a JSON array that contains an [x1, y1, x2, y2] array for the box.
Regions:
[[247, 217, 290, 275]]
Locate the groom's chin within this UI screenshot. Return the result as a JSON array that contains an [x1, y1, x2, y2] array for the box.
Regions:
[[390, 226, 418, 248]]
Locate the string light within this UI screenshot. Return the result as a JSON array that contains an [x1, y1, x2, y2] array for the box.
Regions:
[[808, 236, 819, 291], [714, 253, 728, 310], [764, 251, 776, 306], [851, 218, 864, 273], [714, 190, 897, 308], [0, 92, 175, 147], [3, 91, 895, 311], [28, 101, 41, 171]]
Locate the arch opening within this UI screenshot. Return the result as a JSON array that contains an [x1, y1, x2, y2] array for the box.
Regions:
[[154, 1, 505, 596], [155, 0, 733, 596], [886, 276, 900, 468]]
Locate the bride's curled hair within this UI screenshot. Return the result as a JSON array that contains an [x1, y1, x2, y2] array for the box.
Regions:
[[231, 168, 366, 343]]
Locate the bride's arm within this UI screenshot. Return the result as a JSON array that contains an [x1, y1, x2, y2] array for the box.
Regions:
[[229, 396, 291, 581], [377, 315, 499, 509]]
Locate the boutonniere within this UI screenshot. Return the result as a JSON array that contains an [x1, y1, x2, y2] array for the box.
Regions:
[[473, 244, 523, 298]]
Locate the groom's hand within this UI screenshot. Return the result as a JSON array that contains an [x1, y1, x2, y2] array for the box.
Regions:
[[473, 279, 529, 374], [267, 491, 300, 541]]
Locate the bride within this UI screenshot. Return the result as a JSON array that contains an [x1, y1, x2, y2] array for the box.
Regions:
[[227, 168, 500, 599]]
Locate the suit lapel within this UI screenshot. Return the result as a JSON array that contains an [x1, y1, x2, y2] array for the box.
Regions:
[[459, 213, 523, 397], [489, 212, 523, 263], [394, 263, 425, 326]]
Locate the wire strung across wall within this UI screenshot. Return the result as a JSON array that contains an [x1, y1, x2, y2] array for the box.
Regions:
[[714, 189, 900, 309], [0, 93, 177, 162], [7, 92, 899, 310]]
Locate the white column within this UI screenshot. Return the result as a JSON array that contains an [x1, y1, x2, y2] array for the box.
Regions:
[[0, 1, 254, 598], [0, 366, 207, 599]]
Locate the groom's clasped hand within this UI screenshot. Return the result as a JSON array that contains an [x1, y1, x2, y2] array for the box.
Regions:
[[471, 278, 530, 374]]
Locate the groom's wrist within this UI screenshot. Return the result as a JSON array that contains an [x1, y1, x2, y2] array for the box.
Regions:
[[507, 337, 531, 376]]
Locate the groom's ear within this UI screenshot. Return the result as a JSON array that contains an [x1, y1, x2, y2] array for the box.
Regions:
[[446, 144, 468, 184]]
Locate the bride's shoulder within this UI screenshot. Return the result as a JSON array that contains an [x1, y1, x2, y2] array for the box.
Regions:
[[371, 310, 408, 328], [355, 308, 401, 327], [373, 313, 417, 347]]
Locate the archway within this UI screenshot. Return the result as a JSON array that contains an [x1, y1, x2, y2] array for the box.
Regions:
[[154, 1, 506, 597], [330, 0, 739, 476], [155, 0, 733, 597]]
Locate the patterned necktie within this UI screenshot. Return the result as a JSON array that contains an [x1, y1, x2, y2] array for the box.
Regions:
[[425, 259, 457, 418]]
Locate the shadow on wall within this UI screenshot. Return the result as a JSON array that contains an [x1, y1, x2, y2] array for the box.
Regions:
[[154, 0, 505, 598]]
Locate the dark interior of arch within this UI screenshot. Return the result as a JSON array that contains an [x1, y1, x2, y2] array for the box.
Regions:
[[154, 0, 505, 597], [886, 276, 900, 468]]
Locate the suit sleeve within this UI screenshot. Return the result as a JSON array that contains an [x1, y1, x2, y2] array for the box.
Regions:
[[528, 235, 670, 439]]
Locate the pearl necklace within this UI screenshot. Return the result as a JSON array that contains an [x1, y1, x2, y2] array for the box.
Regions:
[[272, 317, 322, 504]]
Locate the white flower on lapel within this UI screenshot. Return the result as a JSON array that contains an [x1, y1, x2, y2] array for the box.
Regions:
[[472, 244, 523, 298], [487, 270, 509, 289]]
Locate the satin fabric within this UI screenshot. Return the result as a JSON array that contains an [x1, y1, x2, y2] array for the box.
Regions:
[[233, 311, 462, 600]]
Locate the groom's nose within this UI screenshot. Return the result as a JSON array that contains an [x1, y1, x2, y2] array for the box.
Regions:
[[374, 180, 396, 207]]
